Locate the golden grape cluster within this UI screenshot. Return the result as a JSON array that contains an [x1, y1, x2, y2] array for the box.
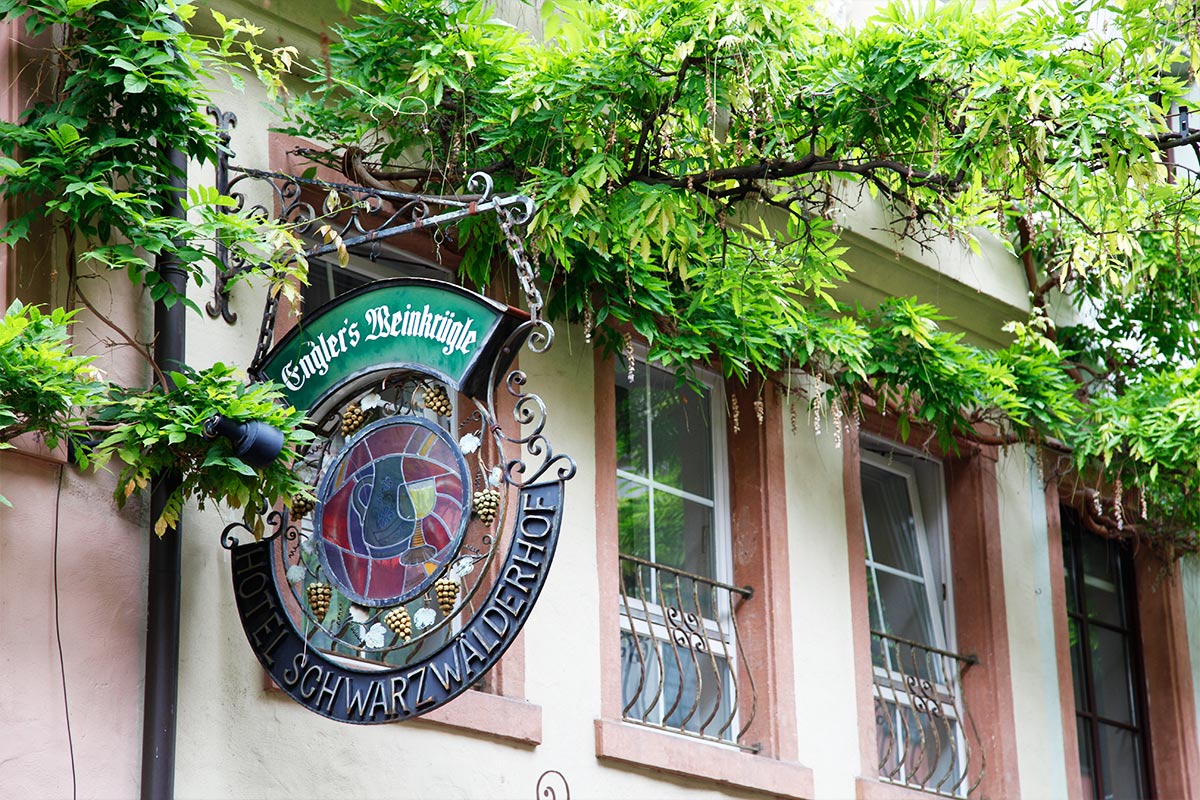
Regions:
[[423, 384, 453, 417], [341, 402, 368, 436], [383, 606, 412, 641], [306, 583, 332, 621], [473, 487, 501, 525], [434, 577, 459, 615]]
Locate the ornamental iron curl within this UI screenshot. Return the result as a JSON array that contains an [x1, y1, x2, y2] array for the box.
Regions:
[[871, 629, 984, 797], [203, 107, 539, 368], [617, 552, 757, 750]]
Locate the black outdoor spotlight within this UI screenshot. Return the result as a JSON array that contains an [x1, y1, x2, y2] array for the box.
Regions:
[[203, 415, 285, 468]]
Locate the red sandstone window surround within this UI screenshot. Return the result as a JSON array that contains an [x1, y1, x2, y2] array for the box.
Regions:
[[594, 351, 813, 798], [1047, 486, 1200, 799], [843, 409, 1022, 799]]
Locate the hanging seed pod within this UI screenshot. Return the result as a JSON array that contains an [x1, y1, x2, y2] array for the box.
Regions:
[[754, 398, 765, 426], [472, 487, 501, 525], [383, 606, 412, 642], [306, 583, 332, 622], [341, 402, 368, 436], [423, 384, 453, 417], [435, 577, 459, 615], [291, 493, 315, 520], [731, 395, 741, 434], [622, 331, 635, 385]]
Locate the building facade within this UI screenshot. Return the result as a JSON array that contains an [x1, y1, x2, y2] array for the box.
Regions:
[[3, 2, 1200, 799]]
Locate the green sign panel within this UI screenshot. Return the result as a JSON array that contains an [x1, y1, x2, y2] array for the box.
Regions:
[[256, 278, 526, 413]]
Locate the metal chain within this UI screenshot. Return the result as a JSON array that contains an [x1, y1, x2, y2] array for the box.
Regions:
[[496, 203, 543, 322], [250, 201, 540, 372], [250, 289, 281, 371]]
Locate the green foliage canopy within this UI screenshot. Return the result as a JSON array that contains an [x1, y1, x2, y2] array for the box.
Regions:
[[0, 0, 313, 533], [284, 0, 1200, 553]]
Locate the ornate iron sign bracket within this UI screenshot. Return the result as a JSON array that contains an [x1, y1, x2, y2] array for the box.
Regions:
[[203, 107, 536, 359]]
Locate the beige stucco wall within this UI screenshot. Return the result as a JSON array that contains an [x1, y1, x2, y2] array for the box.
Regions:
[[784, 399, 861, 799], [7, 3, 1200, 798], [996, 447, 1070, 798]]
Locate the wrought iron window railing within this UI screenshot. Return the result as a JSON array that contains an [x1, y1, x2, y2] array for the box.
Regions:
[[617, 553, 756, 749], [871, 629, 984, 797]]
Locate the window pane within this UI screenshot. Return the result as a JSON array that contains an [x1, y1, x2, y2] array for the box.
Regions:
[[1082, 534, 1126, 626], [648, 365, 713, 499], [1097, 723, 1146, 800], [620, 630, 660, 723], [862, 464, 925, 576], [615, 360, 649, 477], [652, 491, 716, 582], [876, 698, 902, 779], [1089, 626, 1135, 725], [900, 702, 961, 794], [1076, 717, 1099, 800], [617, 478, 651, 594], [871, 570, 938, 653], [1064, 530, 1080, 614], [1069, 620, 1087, 711], [661, 641, 732, 740]]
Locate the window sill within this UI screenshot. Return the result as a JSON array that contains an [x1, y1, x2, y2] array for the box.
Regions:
[[594, 717, 814, 799], [265, 665, 541, 746], [855, 777, 960, 800], [412, 690, 542, 747]]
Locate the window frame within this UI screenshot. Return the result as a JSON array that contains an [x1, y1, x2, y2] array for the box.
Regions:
[[613, 354, 740, 742], [844, 407, 1023, 799], [860, 449, 951, 658], [859, 446, 971, 796], [1060, 508, 1154, 800], [594, 349, 812, 797]]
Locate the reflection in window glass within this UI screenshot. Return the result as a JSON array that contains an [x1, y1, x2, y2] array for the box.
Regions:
[[615, 358, 734, 742], [1062, 508, 1150, 800]]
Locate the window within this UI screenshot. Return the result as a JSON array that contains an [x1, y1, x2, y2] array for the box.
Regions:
[[613, 357, 747, 745], [595, 354, 812, 796], [300, 246, 450, 312], [1061, 508, 1152, 800], [860, 444, 979, 797]]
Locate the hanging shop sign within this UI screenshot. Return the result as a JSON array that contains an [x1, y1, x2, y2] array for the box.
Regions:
[[224, 276, 574, 724]]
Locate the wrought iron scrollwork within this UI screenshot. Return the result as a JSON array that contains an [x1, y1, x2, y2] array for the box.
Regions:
[[535, 770, 570, 800], [204, 106, 538, 358], [480, 321, 577, 489], [219, 505, 296, 551], [871, 628, 984, 797]]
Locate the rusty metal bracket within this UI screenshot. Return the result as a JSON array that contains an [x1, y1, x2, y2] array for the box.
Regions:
[[203, 106, 536, 366]]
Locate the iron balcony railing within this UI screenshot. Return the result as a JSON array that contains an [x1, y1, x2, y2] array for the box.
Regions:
[[871, 629, 985, 797], [617, 553, 757, 749]]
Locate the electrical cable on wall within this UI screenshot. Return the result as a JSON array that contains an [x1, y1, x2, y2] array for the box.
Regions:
[[53, 465, 77, 800]]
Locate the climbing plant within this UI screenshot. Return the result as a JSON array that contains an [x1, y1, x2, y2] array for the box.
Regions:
[[4, 0, 1200, 554], [0, 0, 312, 533], [281, 0, 1200, 555]]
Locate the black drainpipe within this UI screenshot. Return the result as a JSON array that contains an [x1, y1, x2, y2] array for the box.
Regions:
[[141, 147, 187, 800]]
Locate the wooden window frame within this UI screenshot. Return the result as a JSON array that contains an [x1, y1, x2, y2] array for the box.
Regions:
[[1047, 485, 1200, 799]]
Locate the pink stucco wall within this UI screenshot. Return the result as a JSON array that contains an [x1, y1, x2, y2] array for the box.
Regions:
[[1, 22, 148, 797], [0, 449, 146, 799]]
